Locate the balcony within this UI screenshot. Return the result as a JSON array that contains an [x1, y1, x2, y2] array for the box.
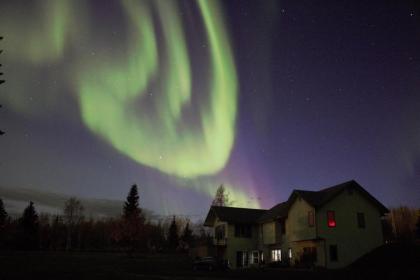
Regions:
[[213, 238, 227, 246]]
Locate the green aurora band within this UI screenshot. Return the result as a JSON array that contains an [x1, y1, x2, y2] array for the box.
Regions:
[[77, 0, 238, 179], [2, 0, 79, 64], [0, 0, 259, 208]]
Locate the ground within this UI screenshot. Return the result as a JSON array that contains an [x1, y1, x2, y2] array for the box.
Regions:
[[0, 244, 419, 279]]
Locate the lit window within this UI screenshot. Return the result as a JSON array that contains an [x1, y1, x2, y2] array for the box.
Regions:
[[308, 211, 315, 227], [252, 251, 259, 264], [357, 212, 365, 228], [288, 248, 292, 259], [271, 249, 281, 261], [327, 211, 336, 227]]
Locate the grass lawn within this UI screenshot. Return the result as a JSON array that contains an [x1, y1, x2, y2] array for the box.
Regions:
[[0, 244, 419, 279]]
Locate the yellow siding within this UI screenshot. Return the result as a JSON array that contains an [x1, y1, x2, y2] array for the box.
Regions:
[[286, 198, 316, 242], [316, 189, 384, 268], [225, 224, 259, 268], [262, 222, 276, 244]]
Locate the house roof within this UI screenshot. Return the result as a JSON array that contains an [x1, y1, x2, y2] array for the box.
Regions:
[[257, 201, 290, 222], [288, 180, 389, 215], [204, 180, 389, 226], [203, 206, 267, 226]]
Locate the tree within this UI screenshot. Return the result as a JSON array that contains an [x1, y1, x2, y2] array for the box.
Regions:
[[0, 105, 5, 135], [63, 197, 84, 250], [0, 198, 8, 249], [180, 221, 193, 251], [1, 36, 5, 135], [388, 206, 418, 242], [212, 184, 231, 207], [124, 184, 142, 219], [167, 216, 179, 251], [122, 184, 145, 254], [0, 198, 7, 228], [20, 201, 39, 250]]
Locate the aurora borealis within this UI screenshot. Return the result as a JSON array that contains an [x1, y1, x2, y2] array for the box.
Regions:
[[77, 0, 237, 179], [0, 0, 419, 217]]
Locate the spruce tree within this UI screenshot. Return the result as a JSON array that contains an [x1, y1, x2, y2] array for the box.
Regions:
[[20, 201, 39, 250], [167, 216, 178, 251], [123, 184, 141, 219], [181, 221, 193, 245], [0, 198, 7, 228], [122, 184, 145, 254]]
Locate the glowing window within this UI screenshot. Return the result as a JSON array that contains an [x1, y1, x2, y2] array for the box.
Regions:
[[252, 251, 259, 264], [288, 248, 292, 259], [271, 249, 281, 261], [327, 211, 336, 227]]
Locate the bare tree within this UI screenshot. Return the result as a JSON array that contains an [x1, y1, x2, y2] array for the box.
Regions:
[[212, 184, 232, 207], [63, 197, 84, 250], [387, 206, 418, 242]]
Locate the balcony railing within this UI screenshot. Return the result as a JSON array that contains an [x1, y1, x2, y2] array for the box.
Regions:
[[213, 238, 227, 246]]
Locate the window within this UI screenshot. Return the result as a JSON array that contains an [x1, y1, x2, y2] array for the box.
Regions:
[[357, 212, 365, 228], [288, 248, 292, 259], [302, 247, 317, 263], [271, 249, 281, 262], [327, 211, 336, 227], [281, 220, 286, 234], [234, 224, 252, 238], [251, 251, 259, 264], [308, 211, 315, 227], [236, 251, 249, 268], [329, 245, 338, 262], [215, 224, 225, 240]]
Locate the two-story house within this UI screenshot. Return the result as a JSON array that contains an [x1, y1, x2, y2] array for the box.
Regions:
[[204, 180, 388, 269]]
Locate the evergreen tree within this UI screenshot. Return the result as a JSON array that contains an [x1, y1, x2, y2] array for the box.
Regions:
[[212, 184, 231, 207], [124, 184, 141, 219], [181, 221, 193, 245], [0, 198, 7, 228], [122, 184, 145, 254], [63, 197, 84, 250], [20, 201, 39, 250], [167, 216, 178, 251]]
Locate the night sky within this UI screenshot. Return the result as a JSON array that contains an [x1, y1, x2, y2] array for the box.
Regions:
[[0, 0, 419, 219]]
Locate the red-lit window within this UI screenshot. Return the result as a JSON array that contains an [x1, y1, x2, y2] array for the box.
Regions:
[[308, 211, 314, 227], [327, 211, 336, 227]]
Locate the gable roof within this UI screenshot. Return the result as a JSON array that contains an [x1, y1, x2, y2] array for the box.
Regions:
[[289, 180, 389, 215], [204, 180, 389, 226], [257, 201, 290, 222], [203, 206, 267, 226]]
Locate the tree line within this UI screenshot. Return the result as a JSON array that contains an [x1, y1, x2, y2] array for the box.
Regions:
[[0, 184, 211, 253]]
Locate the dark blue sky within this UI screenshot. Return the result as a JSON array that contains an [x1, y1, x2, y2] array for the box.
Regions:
[[0, 0, 419, 218]]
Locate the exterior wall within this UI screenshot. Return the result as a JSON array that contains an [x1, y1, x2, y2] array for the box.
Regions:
[[316, 189, 384, 269], [209, 187, 385, 269], [286, 198, 316, 242], [262, 221, 276, 244], [281, 198, 316, 265], [225, 223, 259, 268]]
